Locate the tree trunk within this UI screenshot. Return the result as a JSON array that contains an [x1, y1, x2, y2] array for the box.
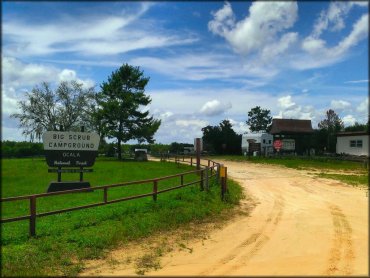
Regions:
[[117, 121, 123, 160], [117, 139, 122, 160]]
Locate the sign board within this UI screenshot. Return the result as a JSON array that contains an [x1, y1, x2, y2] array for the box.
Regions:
[[43, 131, 100, 167], [273, 140, 283, 150], [282, 139, 295, 151]]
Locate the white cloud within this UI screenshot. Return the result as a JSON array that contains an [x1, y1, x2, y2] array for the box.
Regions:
[[208, 2, 235, 37], [200, 99, 231, 116], [208, 2, 298, 57], [2, 85, 20, 115], [330, 100, 351, 111], [357, 98, 369, 113], [278, 95, 296, 109], [294, 11, 368, 70], [344, 79, 369, 84], [312, 2, 353, 38], [260, 32, 298, 62], [58, 69, 95, 89], [275, 95, 318, 123], [312, 1, 368, 38], [159, 111, 174, 121], [3, 56, 59, 87], [175, 119, 208, 128], [342, 114, 357, 126], [205, 1, 367, 73], [130, 51, 279, 82], [228, 119, 249, 134], [3, 3, 196, 57]]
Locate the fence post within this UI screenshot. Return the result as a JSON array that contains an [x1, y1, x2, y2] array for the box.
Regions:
[[104, 187, 108, 203], [180, 174, 184, 186], [80, 166, 83, 182], [57, 166, 62, 182], [205, 167, 209, 191], [190, 157, 193, 167], [217, 164, 221, 184], [153, 180, 158, 201], [200, 169, 204, 191], [29, 196, 36, 237], [221, 166, 228, 201], [196, 138, 201, 170]]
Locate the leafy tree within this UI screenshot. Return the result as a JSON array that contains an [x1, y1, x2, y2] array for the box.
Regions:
[[344, 121, 369, 132], [318, 109, 344, 152], [1, 141, 44, 158], [318, 109, 344, 131], [11, 81, 95, 141], [202, 119, 241, 154], [95, 64, 161, 160], [169, 142, 193, 154], [246, 106, 272, 132]]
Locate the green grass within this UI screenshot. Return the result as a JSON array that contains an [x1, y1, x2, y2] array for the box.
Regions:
[[1, 157, 243, 276], [212, 155, 367, 171], [316, 173, 369, 187], [210, 155, 368, 188]]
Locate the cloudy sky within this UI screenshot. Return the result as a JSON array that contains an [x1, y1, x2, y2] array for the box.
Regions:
[[2, 1, 369, 143]]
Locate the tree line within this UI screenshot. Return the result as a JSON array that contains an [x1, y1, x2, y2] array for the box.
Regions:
[[2, 116, 367, 158], [1, 141, 194, 158]]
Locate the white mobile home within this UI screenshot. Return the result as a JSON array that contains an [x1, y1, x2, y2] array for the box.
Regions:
[[241, 133, 273, 155], [336, 131, 369, 156]]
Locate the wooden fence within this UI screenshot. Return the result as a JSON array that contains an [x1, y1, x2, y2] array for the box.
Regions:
[[0, 155, 227, 237]]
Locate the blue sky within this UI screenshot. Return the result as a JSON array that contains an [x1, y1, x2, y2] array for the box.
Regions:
[[2, 1, 369, 143]]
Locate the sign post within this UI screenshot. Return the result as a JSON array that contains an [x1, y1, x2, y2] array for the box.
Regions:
[[42, 131, 100, 192], [194, 138, 203, 171]]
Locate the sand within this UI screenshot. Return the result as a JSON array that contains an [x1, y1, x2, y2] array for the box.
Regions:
[[80, 159, 368, 276]]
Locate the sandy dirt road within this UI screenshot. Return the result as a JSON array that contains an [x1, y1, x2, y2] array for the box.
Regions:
[[81, 160, 368, 276]]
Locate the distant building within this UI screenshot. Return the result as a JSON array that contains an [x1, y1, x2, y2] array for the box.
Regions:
[[183, 146, 195, 154], [336, 131, 369, 156], [134, 149, 148, 161], [269, 119, 314, 155], [241, 133, 273, 155]]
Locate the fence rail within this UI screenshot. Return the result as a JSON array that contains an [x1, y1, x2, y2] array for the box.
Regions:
[[0, 155, 227, 237]]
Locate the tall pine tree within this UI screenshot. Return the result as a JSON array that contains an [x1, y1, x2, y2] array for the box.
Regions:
[[96, 64, 161, 159]]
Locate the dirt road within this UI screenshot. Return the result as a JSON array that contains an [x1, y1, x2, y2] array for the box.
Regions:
[[81, 160, 368, 276]]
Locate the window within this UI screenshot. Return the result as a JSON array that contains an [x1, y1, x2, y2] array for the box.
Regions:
[[356, 140, 363, 148], [263, 139, 266, 143], [350, 140, 362, 148], [269, 140, 272, 144]]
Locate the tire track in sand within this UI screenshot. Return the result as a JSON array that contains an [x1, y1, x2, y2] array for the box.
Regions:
[[200, 194, 285, 275], [325, 204, 354, 275]]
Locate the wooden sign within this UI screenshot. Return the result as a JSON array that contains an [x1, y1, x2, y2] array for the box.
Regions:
[[42, 131, 100, 167]]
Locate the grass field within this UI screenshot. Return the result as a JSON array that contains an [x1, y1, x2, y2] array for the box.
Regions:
[[1, 157, 243, 276], [211, 155, 369, 187]]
